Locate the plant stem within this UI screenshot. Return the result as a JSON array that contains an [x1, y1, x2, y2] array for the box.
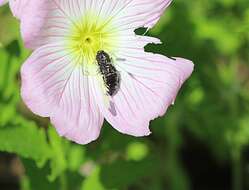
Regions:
[[60, 173, 68, 190]]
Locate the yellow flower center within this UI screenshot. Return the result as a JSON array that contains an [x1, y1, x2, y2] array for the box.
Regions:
[[68, 12, 119, 75]]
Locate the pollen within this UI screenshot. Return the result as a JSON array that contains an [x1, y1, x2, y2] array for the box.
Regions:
[[68, 12, 118, 72]]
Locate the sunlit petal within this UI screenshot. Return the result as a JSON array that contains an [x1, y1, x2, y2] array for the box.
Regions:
[[94, 36, 193, 136], [17, 0, 193, 143], [21, 43, 104, 144]]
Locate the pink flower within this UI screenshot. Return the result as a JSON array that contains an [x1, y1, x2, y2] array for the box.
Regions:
[[0, 0, 8, 6], [0, 0, 51, 49], [17, 0, 193, 144]]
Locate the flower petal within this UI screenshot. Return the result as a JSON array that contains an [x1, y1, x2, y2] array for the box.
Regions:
[[9, 0, 29, 19], [94, 36, 193, 137], [16, 0, 193, 142], [10, 0, 172, 49], [0, 0, 8, 6], [7, 0, 52, 49], [21, 43, 104, 144], [109, 0, 172, 30]]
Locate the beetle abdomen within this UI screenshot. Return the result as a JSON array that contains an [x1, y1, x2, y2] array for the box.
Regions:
[[96, 51, 121, 96]]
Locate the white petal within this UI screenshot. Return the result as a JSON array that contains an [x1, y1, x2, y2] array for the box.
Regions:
[[21, 43, 104, 144], [94, 36, 193, 136]]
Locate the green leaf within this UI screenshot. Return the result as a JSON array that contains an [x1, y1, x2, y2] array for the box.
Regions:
[[0, 9, 20, 46], [81, 166, 106, 190], [68, 145, 86, 172], [126, 142, 149, 161], [21, 159, 60, 190], [100, 159, 156, 189], [47, 126, 67, 182], [0, 117, 50, 166]]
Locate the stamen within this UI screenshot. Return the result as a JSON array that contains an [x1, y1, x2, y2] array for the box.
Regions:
[[67, 12, 119, 75], [85, 37, 92, 44]]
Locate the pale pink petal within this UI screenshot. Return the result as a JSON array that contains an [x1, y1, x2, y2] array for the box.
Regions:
[[21, 43, 104, 144], [9, 0, 29, 19], [0, 0, 8, 6], [82, 0, 172, 30], [17, 0, 193, 141], [18, 0, 123, 49], [9, 0, 80, 49], [109, 0, 172, 31], [10, 0, 172, 49], [94, 36, 193, 136], [3, 0, 51, 49], [17, 0, 110, 49]]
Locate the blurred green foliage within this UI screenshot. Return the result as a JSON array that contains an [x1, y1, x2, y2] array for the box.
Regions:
[[0, 0, 249, 190]]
